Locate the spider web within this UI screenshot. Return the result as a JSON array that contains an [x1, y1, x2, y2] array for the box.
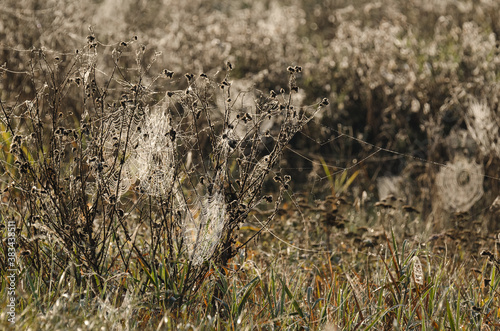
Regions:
[[1, 44, 499, 257]]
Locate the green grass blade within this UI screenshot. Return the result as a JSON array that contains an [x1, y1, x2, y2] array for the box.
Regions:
[[281, 277, 304, 319], [236, 276, 259, 318], [446, 300, 456, 331]]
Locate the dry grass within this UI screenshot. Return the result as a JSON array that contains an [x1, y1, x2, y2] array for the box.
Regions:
[[1, 0, 500, 330]]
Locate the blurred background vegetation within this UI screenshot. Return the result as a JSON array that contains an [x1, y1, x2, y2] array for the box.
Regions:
[[2, 0, 499, 213], [1, 0, 500, 329]]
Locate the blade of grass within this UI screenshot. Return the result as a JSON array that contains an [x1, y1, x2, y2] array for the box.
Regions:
[[446, 299, 456, 331], [280, 277, 305, 320], [236, 276, 259, 318]]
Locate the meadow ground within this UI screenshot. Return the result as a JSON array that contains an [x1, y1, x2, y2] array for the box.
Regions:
[[1, 0, 500, 329]]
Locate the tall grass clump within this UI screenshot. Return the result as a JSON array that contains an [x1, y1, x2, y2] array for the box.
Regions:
[[0, 33, 327, 320]]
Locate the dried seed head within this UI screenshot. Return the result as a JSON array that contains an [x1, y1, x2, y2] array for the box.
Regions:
[[481, 250, 494, 258], [169, 129, 176, 141], [242, 113, 252, 123], [9, 143, 18, 154], [402, 205, 420, 213], [164, 70, 174, 78]]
